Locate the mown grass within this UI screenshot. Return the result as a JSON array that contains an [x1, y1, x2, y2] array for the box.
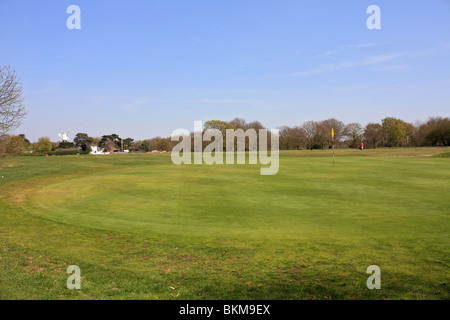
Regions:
[[0, 148, 449, 300]]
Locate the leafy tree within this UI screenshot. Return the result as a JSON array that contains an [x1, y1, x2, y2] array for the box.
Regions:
[[204, 120, 233, 137], [156, 138, 171, 151], [135, 140, 151, 152], [397, 120, 416, 146], [18, 134, 32, 151], [18, 134, 30, 144], [91, 137, 101, 147], [100, 134, 121, 148], [416, 117, 450, 146], [0, 135, 7, 157], [123, 138, 134, 150], [74, 133, 94, 147], [0, 135, 25, 156], [382, 117, 406, 147], [34, 137, 53, 152]]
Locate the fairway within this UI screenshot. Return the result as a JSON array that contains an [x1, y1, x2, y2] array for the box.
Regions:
[[0, 148, 449, 300]]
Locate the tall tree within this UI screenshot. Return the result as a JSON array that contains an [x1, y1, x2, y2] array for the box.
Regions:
[[320, 118, 345, 147], [278, 126, 292, 150], [416, 117, 450, 146], [397, 120, 416, 146], [382, 117, 406, 147], [246, 120, 265, 131], [100, 134, 121, 148], [204, 120, 233, 137], [302, 121, 318, 149], [134, 140, 151, 152], [229, 118, 247, 129], [123, 138, 134, 150], [18, 134, 32, 151], [0, 65, 27, 135], [344, 123, 364, 148], [279, 126, 306, 150], [156, 137, 171, 151], [74, 133, 94, 147], [363, 123, 385, 148]]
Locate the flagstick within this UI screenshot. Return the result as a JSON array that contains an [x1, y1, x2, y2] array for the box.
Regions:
[[331, 128, 335, 167], [332, 143, 335, 167]]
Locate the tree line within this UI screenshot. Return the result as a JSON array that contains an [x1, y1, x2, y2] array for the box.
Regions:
[[278, 116, 450, 150], [200, 116, 449, 150], [1, 115, 448, 157]]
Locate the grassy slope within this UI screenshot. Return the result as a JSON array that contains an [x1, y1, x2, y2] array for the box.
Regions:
[[0, 148, 449, 300]]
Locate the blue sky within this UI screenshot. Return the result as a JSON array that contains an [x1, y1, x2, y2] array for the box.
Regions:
[[1, 0, 449, 141]]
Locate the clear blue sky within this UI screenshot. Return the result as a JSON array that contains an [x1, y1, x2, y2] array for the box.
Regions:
[[1, 0, 449, 141]]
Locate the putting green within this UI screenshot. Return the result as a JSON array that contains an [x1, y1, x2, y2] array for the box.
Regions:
[[11, 151, 450, 241]]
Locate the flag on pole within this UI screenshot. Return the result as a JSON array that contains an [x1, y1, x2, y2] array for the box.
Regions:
[[331, 128, 335, 166]]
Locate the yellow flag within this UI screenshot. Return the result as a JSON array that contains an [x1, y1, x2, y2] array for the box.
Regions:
[[331, 128, 335, 139]]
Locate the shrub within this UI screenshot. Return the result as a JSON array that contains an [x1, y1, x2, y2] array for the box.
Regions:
[[58, 141, 75, 149]]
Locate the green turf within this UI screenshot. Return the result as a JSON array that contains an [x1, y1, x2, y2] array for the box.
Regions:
[[0, 148, 449, 300]]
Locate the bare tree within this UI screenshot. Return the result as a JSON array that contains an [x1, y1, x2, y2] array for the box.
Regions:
[[103, 139, 116, 152], [302, 121, 317, 149], [320, 118, 345, 147], [229, 117, 247, 129], [246, 120, 265, 131], [364, 123, 385, 148], [0, 65, 27, 135], [343, 123, 364, 148], [278, 126, 307, 150]]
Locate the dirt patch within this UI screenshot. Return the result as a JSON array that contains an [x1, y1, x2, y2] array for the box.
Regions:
[[372, 154, 434, 158], [31, 266, 46, 273], [276, 265, 311, 274]]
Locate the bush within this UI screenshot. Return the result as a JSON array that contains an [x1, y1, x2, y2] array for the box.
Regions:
[[80, 144, 92, 153], [20, 148, 92, 156], [58, 141, 75, 149], [3, 135, 26, 155], [34, 137, 53, 152]]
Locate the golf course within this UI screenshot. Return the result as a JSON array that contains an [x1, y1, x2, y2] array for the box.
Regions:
[[0, 148, 449, 300]]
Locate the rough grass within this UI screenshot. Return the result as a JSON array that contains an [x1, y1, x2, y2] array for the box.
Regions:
[[0, 148, 449, 300], [433, 151, 450, 158]]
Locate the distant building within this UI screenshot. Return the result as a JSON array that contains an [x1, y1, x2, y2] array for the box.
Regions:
[[90, 146, 110, 155]]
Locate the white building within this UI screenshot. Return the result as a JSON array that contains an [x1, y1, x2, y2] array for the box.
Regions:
[[90, 146, 110, 155]]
